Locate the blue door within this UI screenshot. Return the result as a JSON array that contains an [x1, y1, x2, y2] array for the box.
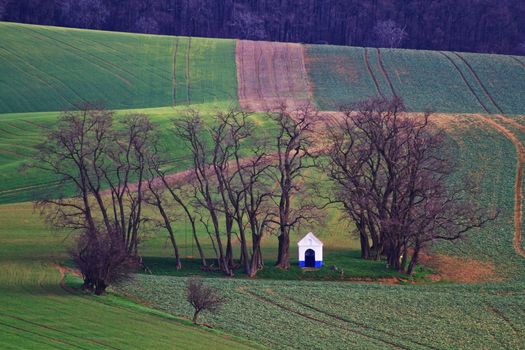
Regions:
[[305, 249, 315, 268]]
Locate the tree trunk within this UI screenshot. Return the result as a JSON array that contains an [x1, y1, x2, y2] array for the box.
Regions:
[[407, 246, 420, 275], [275, 233, 290, 269], [192, 310, 201, 324], [94, 280, 107, 295]]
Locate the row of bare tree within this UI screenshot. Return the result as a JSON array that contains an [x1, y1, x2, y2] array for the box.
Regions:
[[32, 98, 496, 293]]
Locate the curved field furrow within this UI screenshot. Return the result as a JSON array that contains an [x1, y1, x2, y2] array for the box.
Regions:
[[0, 46, 77, 108], [376, 49, 397, 98], [0, 311, 123, 350], [22, 26, 135, 87], [453, 53, 505, 114], [241, 288, 408, 349], [276, 291, 438, 350], [236, 40, 311, 112], [477, 115, 525, 259], [363, 48, 385, 98], [511, 56, 525, 69], [438, 52, 491, 113]]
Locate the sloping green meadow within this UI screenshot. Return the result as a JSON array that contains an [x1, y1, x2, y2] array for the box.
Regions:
[[305, 45, 525, 114], [0, 22, 238, 113], [0, 103, 272, 204]]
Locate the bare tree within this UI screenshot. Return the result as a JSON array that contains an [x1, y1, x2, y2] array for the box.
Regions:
[[272, 104, 318, 269], [32, 103, 156, 293], [174, 112, 233, 276], [186, 277, 226, 325], [373, 20, 407, 48], [325, 97, 497, 273]]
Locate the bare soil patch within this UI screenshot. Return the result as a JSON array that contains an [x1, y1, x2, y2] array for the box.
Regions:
[[418, 252, 499, 284], [236, 40, 311, 112]]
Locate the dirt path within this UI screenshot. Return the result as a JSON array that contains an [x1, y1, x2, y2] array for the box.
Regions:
[[477, 115, 525, 259], [236, 40, 311, 112]]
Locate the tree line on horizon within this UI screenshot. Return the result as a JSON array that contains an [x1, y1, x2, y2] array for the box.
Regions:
[[1, 0, 525, 55], [29, 98, 496, 294]]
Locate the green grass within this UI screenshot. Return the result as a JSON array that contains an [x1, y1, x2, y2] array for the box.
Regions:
[[0, 103, 272, 204], [305, 45, 525, 114], [0, 22, 238, 114], [118, 116, 525, 349], [0, 202, 261, 350]]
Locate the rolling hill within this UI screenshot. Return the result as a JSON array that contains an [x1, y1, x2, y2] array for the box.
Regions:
[[1, 21, 525, 115], [2, 21, 525, 349]]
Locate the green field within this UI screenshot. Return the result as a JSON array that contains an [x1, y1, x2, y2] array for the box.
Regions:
[[305, 45, 525, 114], [2, 115, 525, 349], [0, 102, 271, 204], [0, 22, 237, 114], [3, 21, 525, 349], [0, 203, 260, 350]]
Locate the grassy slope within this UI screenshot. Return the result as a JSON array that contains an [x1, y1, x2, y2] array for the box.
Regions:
[[2, 116, 524, 349], [0, 103, 263, 204], [305, 45, 525, 114], [0, 22, 237, 114], [0, 203, 260, 350], [121, 116, 525, 349]]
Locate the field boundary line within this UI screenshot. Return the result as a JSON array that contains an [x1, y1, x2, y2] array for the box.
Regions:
[[236, 40, 247, 102], [363, 48, 385, 98], [477, 115, 525, 259], [376, 48, 397, 98], [439, 52, 492, 113], [453, 52, 504, 114], [240, 288, 408, 349], [299, 44, 313, 102]]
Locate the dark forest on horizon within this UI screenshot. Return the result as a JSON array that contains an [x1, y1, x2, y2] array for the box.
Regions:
[[1, 0, 525, 55]]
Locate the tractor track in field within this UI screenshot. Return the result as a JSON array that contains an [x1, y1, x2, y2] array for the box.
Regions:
[[172, 38, 179, 106], [439, 52, 493, 114], [511, 56, 525, 69], [185, 37, 192, 104], [0, 45, 80, 108], [275, 292, 439, 350], [476, 115, 525, 259], [484, 301, 520, 342], [376, 48, 397, 98], [0, 319, 91, 350], [239, 287, 408, 349], [363, 48, 385, 98], [452, 52, 505, 114], [0, 310, 123, 350], [21, 26, 142, 87]]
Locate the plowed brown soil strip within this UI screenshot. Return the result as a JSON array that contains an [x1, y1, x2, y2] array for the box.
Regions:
[[477, 115, 525, 259], [236, 40, 311, 112]]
